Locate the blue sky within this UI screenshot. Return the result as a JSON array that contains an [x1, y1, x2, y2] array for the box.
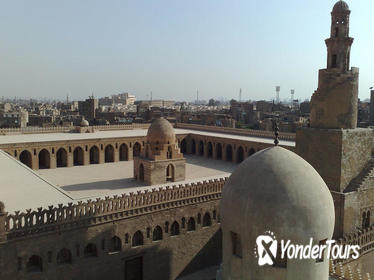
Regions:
[[0, 0, 373, 102]]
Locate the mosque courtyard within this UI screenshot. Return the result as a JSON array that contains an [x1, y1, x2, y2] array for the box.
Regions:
[[37, 154, 237, 201]]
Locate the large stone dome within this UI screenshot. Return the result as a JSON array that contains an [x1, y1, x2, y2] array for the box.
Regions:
[[332, 0, 349, 13], [220, 146, 334, 279], [146, 117, 176, 145]]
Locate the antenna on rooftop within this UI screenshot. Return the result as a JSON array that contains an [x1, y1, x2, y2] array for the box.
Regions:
[[276, 86, 280, 104], [239, 88, 242, 102], [197, 89, 199, 103], [150, 91, 153, 101]]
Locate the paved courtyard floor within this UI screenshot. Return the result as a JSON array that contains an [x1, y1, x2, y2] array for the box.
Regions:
[[38, 155, 237, 200]]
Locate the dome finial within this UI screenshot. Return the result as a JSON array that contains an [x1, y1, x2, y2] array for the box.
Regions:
[[273, 120, 279, 146]]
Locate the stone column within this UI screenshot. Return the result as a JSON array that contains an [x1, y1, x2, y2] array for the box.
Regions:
[[203, 142, 208, 158], [31, 153, 38, 170], [114, 145, 119, 162], [50, 153, 57, 169], [99, 149, 105, 164], [128, 145, 134, 161], [67, 150, 73, 167], [83, 149, 89, 165]]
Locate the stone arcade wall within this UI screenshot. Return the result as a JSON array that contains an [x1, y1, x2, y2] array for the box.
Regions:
[[175, 122, 296, 141], [0, 178, 226, 280], [1, 128, 292, 171]]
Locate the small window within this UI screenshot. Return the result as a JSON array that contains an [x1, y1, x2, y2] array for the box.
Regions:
[[231, 232, 242, 258], [332, 55, 337, 68], [316, 239, 327, 263]]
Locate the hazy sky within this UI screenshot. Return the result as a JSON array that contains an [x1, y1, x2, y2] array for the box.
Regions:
[[0, 0, 373, 102]]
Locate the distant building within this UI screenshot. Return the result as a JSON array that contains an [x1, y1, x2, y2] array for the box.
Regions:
[[78, 97, 98, 121]]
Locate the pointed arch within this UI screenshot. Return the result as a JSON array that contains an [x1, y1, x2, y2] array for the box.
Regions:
[[20, 150, 32, 168], [73, 146, 84, 166], [119, 143, 128, 161], [56, 248, 72, 265], [133, 142, 141, 157], [105, 144, 114, 162], [226, 144, 233, 162], [132, 231, 144, 247], [180, 139, 187, 154], [89, 146, 99, 164], [26, 255, 43, 272], [170, 221, 180, 236], [56, 148, 67, 167], [187, 218, 196, 231], [166, 164, 175, 182], [38, 149, 50, 169], [236, 146, 244, 163], [152, 226, 163, 241]]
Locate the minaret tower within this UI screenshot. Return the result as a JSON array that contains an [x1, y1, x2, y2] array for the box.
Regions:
[[309, 0, 358, 129], [297, 1, 373, 238], [326, 1, 353, 71]]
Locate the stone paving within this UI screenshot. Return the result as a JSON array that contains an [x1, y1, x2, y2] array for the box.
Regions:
[[38, 155, 237, 200]]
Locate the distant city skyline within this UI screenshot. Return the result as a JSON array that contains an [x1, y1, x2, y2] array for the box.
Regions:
[[0, 0, 373, 102]]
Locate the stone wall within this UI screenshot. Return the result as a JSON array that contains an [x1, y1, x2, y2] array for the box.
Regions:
[[175, 122, 296, 141], [296, 127, 373, 193], [0, 178, 226, 280]]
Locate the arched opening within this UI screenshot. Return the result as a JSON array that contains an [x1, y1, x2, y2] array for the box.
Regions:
[[73, 147, 84, 166], [105, 144, 114, 163], [133, 142, 141, 157], [84, 243, 97, 257], [332, 54, 337, 68], [203, 212, 212, 227], [27, 255, 43, 272], [237, 146, 244, 163], [199, 141, 204, 156], [166, 164, 174, 182], [335, 27, 339, 37], [187, 218, 196, 231], [167, 146, 172, 159], [152, 226, 163, 241], [170, 221, 180, 236], [248, 148, 256, 157], [110, 236, 122, 252], [132, 231, 144, 247], [19, 150, 32, 168], [119, 144, 128, 161], [139, 164, 144, 181], [362, 212, 367, 228], [365, 211, 371, 228], [38, 149, 50, 169], [56, 148, 67, 168], [56, 248, 72, 265], [90, 146, 99, 164], [191, 140, 196, 154], [216, 143, 222, 160], [207, 142, 213, 158], [180, 139, 187, 154], [226, 145, 233, 162]]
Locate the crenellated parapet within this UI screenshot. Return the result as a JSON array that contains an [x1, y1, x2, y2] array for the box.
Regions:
[[4, 177, 227, 241], [337, 226, 374, 257], [329, 260, 371, 280]]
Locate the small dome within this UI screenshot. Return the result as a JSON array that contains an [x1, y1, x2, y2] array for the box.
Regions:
[[221, 146, 334, 246], [80, 119, 89, 127], [332, 0, 349, 13], [146, 117, 175, 145]]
